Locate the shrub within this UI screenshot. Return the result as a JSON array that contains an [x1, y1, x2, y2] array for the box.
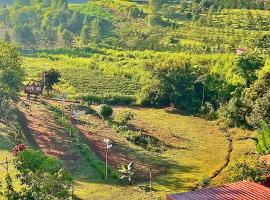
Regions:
[[230, 160, 270, 186], [115, 111, 135, 125], [200, 177, 211, 188], [256, 121, 270, 154], [79, 93, 135, 105], [97, 104, 113, 118], [11, 149, 73, 199], [201, 102, 217, 120], [218, 97, 246, 127]]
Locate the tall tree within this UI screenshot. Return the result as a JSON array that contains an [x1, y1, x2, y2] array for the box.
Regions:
[[14, 24, 37, 50], [80, 25, 91, 45], [236, 53, 265, 86], [0, 41, 24, 117], [90, 18, 101, 43], [61, 30, 73, 47], [42, 69, 61, 95]]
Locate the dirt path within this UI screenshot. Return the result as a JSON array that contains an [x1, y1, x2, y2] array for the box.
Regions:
[[18, 98, 85, 172]]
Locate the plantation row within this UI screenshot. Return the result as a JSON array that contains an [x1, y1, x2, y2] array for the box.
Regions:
[[61, 67, 140, 95]]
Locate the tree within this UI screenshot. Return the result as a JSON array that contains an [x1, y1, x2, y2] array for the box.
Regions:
[[150, 0, 163, 12], [80, 25, 91, 45], [242, 72, 270, 128], [3, 30, 11, 42], [68, 11, 84, 34], [0, 41, 24, 118], [7, 149, 74, 199], [42, 69, 61, 95], [97, 104, 113, 119], [90, 18, 101, 43], [41, 26, 57, 48], [236, 53, 265, 86], [61, 30, 73, 47], [138, 58, 200, 111], [14, 24, 37, 50]]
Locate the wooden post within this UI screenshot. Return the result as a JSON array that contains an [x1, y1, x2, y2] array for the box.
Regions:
[[0, 157, 10, 173], [71, 183, 74, 200], [6, 157, 9, 173]]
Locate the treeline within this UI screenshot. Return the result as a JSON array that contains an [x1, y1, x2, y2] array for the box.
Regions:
[[151, 0, 270, 11], [136, 52, 269, 129], [0, 0, 112, 49]]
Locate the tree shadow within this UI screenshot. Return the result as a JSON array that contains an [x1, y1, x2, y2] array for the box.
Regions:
[[15, 109, 39, 149], [0, 133, 13, 151], [72, 138, 196, 191]]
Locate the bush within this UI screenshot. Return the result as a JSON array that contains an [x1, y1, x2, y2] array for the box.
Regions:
[[256, 121, 270, 154], [115, 111, 135, 125], [230, 160, 270, 186], [79, 93, 135, 105], [97, 104, 113, 118], [201, 102, 217, 120]]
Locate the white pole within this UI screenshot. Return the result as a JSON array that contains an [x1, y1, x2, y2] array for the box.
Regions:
[[150, 168, 152, 195], [106, 146, 108, 182]]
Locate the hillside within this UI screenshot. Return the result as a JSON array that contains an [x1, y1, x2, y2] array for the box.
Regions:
[[1, 1, 270, 199]]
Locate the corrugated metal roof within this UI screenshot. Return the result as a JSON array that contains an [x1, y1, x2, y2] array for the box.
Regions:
[[167, 181, 270, 200]]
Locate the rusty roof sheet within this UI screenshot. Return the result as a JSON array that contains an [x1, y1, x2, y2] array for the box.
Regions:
[[167, 181, 270, 200]]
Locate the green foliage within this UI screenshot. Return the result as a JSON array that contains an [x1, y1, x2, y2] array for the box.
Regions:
[[80, 25, 91, 45], [219, 96, 246, 127], [12, 149, 73, 199], [200, 177, 211, 188], [14, 24, 37, 50], [115, 111, 135, 126], [138, 58, 200, 111], [118, 161, 135, 184], [230, 160, 270, 183], [0, 41, 24, 116], [42, 69, 61, 93], [255, 34, 270, 50], [61, 30, 73, 48], [3, 174, 18, 200], [3, 30, 11, 42], [97, 104, 113, 118], [256, 121, 270, 154], [242, 72, 270, 128], [236, 53, 265, 86], [80, 93, 136, 105]]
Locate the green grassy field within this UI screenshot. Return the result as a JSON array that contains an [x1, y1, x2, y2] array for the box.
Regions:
[[73, 105, 257, 198]]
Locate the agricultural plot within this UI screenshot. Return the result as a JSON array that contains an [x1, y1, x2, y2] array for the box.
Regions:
[[23, 55, 141, 98]]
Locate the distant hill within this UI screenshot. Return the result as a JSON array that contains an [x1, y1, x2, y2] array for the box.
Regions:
[[68, 0, 87, 3], [0, 0, 87, 5], [0, 0, 13, 4]]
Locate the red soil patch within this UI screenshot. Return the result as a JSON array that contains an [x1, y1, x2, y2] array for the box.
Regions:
[[19, 98, 84, 171], [49, 100, 165, 180]]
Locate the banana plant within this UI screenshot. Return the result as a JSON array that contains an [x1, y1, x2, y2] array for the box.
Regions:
[[256, 121, 270, 154], [118, 161, 135, 184]]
